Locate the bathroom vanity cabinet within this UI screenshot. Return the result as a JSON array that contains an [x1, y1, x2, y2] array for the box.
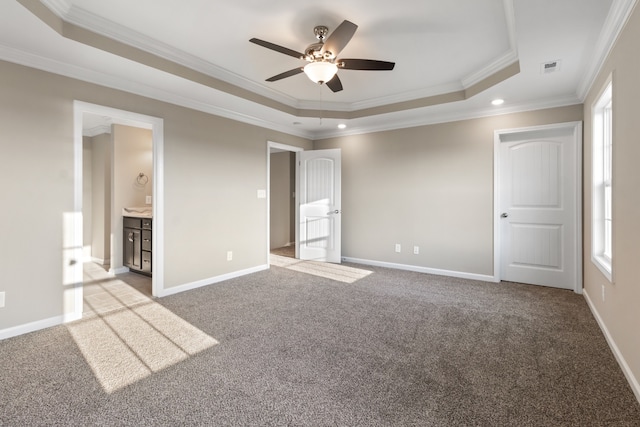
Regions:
[[123, 216, 152, 276]]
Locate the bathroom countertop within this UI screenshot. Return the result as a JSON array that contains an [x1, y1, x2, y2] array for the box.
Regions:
[[122, 207, 152, 218]]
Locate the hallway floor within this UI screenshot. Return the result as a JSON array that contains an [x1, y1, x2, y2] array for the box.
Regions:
[[270, 245, 295, 258]]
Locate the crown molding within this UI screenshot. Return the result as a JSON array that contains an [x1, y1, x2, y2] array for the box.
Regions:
[[38, 0, 520, 115], [0, 43, 314, 139], [312, 94, 582, 140], [461, 50, 518, 89], [0, 42, 579, 141], [9, 0, 586, 141], [40, 0, 301, 110], [295, 99, 354, 112], [40, 0, 71, 17], [351, 81, 466, 111], [577, 0, 638, 100]]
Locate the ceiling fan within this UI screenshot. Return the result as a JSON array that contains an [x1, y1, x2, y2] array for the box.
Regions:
[[250, 20, 395, 93]]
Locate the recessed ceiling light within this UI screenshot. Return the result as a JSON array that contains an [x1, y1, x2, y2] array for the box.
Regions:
[[491, 99, 505, 106], [337, 123, 347, 129]]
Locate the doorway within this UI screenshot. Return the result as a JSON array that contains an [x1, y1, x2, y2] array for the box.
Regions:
[[494, 121, 582, 293], [267, 141, 303, 263], [70, 101, 164, 322]]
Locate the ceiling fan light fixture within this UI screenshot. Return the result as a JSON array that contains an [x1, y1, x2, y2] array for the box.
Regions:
[[251, 19, 394, 92], [304, 61, 338, 84]]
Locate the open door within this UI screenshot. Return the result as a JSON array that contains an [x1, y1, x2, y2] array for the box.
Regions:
[[297, 149, 341, 263]]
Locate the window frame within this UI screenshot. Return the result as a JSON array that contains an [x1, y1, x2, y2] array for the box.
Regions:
[[591, 78, 613, 282]]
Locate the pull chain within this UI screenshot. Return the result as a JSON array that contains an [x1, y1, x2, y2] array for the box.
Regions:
[[319, 82, 323, 126]]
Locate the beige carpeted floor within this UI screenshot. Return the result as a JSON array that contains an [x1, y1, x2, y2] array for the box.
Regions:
[[1, 260, 639, 425]]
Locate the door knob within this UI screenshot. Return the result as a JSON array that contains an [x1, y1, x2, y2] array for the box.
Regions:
[[327, 209, 341, 215], [500, 212, 509, 218]]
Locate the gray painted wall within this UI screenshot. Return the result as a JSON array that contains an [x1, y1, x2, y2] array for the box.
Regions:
[[314, 105, 583, 276], [582, 3, 640, 399], [270, 151, 294, 250], [0, 59, 311, 331], [90, 133, 112, 265]]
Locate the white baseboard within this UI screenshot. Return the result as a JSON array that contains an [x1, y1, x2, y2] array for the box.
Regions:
[[583, 288, 640, 404], [157, 264, 269, 297], [342, 257, 497, 283], [109, 266, 129, 275], [0, 264, 269, 340], [0, 315, 65, 341], [83, 255, 109, 265]]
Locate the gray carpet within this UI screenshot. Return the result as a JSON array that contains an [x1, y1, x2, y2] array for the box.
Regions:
[[1, 263, 640, 426]]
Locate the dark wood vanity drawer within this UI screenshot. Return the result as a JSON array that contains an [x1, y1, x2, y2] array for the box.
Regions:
[[124, 217, 142, 229], [141, 251, 152, 273], [141, 230, 152, 251], [123, 215, 152, 276]]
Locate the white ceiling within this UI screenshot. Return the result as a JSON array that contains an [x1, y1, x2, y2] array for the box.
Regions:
[[0, 0, 634, 139]]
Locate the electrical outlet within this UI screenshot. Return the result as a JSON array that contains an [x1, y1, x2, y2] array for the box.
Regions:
[[395, 244, 401, 253], [602, 284, 605, 302], [0, 291, 5, 308], [227, 251, 233, 261], [413, 246, 420, 255]]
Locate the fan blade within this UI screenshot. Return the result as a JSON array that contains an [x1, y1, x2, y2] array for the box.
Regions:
[[249, 38, 304, 59], [338, 59, 395, 71], [321, 20, 358, 58], [266, 67, 304, 82], [326, 74, 343, 92]]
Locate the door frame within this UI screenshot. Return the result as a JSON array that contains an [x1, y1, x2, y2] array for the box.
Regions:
[[70, 101, 164, 322], [493, 121, 583, 293], [266, 141, 304, 266]]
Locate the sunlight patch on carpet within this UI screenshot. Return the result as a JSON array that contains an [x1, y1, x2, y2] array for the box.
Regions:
[[68, 267, 218, 394], [270, 254, 372, 283]]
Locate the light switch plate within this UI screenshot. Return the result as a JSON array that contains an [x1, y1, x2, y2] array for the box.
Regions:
[[146, 195, 152, 204], [257, 189, 266, 199], [0, 292, 5, 308]]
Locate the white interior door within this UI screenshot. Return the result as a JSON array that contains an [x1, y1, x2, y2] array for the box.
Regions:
[[297, 149, 341, 263], [498, 123, 581, 291]]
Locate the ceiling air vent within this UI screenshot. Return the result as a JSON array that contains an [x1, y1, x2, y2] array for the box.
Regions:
[[541, 60, 561, 74]]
